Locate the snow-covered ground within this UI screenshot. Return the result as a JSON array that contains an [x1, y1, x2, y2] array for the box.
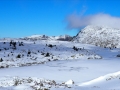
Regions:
[[0, 38, 120, 90]]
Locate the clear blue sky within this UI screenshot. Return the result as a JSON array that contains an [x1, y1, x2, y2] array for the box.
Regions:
[[0, 0, 120, 38]]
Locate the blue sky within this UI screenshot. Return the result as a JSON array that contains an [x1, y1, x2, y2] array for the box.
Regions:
[[0, 0, 120, 38]]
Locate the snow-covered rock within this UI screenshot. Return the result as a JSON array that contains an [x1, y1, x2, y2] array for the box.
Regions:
[[65, 79, 74, 85], [73, 25, 120, 48]]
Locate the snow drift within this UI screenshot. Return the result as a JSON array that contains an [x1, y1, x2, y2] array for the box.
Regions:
[[79, 71, 120, 89]]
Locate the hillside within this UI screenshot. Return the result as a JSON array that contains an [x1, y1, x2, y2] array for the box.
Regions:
[[73, 25, 120, 48], [0, 38, 101, 68]]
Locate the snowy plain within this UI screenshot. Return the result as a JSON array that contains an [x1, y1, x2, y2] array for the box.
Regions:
[[0, 37, 120, 90]]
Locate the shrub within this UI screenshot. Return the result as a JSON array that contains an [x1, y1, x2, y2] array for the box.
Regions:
[[3, 42, 6, 44], [72, 46, 78, 51], [117, 54, 120, 57], [0, 58, 3, 62], [45, 53, 50, 57], [28, 50, 31, 54], [13, 78, 21, 86], [0, 66, 4, 68], [16, 54, 21, 58]]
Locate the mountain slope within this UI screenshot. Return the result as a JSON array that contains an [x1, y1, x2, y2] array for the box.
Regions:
[[73, 25, 120, 48]]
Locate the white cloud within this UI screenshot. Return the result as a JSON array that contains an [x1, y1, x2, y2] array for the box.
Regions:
[[66, 13, 120, 29]]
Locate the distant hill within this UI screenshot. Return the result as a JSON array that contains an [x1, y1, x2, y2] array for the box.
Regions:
[[73, 25, 120, 48], [20, 34, 73, 41]]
